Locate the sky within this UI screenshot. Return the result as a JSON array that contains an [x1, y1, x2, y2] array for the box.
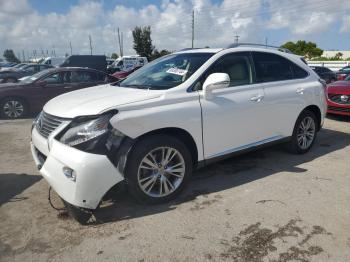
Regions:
[[1, 0, 350, 59]]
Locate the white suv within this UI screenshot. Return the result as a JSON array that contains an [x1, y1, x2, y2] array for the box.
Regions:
[[31, 45, 326, 223]]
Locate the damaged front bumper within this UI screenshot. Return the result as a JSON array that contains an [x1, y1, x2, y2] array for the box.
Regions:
[[31, 127, 126, 209]]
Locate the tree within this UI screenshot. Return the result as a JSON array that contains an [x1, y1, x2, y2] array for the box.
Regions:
[[3, 49, 20, 63], [150, 49, 171, 60], [281, 41, 323, 59], [132, 26, 154, 60], [111, 53, 119, 59], [335, 52, 343, 60]]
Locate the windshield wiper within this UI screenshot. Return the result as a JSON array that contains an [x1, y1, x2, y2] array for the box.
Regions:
[[122, 85, 151, 90]]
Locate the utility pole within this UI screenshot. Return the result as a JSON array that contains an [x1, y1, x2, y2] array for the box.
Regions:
[[234, 34, 240, 44], [115, 28, 119, 55], [89, 35, 93, 55], [191, 10, 194, 48], [117, 28, 122, 57], [69, 41, 73, 55], [52, 45, 56, 57], [121, 31, 124, 57], [265, 37, 268, 47], [22, 50, 25, 62]]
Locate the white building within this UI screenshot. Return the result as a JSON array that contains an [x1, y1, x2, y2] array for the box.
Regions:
[[323, 50, 350, 59]]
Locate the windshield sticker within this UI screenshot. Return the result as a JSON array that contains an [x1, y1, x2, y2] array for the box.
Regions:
[[166, 67, 188, 76]]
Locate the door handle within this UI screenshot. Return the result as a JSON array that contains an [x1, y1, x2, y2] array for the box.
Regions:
[[296, 87, 305, 94], [250, 94, 264, 102], [64, 86, 73, 89]]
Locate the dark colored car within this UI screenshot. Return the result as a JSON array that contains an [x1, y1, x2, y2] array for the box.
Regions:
[[0, 63, 53, 83], [0, 62, 17, 69], [111, 66, 142, 79], [0, 67, 118, 119], [310, 66, 336, 83], [60, 55, 107, 72], [335, 66, 350, 81], [327, 77, 350, 116]]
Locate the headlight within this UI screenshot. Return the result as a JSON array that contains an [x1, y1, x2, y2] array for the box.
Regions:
[[60, 114, 112, 146]]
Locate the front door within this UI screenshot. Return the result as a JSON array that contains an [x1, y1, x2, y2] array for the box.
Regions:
[[199, 52, 269, 160]]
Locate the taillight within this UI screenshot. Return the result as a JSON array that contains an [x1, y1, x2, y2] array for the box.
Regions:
[[318, 79, 327, 98]]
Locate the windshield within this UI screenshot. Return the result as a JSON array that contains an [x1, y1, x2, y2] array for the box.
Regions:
[[13, 63, 26, 69], [345, 75, 350, 81], [119, 53, 214, 90], [340, 67, 350, 72], [19, 70, 49, 84]]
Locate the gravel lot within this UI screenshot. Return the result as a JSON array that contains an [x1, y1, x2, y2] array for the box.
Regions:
[[0, 116, 350, 262]]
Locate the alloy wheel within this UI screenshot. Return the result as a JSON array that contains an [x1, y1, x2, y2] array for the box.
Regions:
[[3, 100, 24, 118], [137, 147, 185, 198], [297, 116, 316, 150]]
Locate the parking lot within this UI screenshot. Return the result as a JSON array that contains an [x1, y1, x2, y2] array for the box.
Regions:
[[0, 116, 350, 262]]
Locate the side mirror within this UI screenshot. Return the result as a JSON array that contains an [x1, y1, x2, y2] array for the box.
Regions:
[[203, 73, 230, 99]]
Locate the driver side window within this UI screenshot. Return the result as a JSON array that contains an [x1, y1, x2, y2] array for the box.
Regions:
[[42, 73, 62, 84], [195, 52, 253, 90]]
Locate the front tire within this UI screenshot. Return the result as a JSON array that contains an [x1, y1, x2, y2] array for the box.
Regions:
[[287, 110, 318, 154], [125, 134, 193, 204], [0, 97, 28, 119]]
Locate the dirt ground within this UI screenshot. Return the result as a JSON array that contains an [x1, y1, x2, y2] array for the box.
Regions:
[[0, 115, 350, 262]]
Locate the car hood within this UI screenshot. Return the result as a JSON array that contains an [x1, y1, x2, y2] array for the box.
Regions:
[[0, 83, 26, 89], [44, 84, 164, 118], [327, 81, 350, 94]]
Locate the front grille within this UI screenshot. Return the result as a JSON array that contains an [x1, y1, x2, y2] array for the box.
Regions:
[[36, 112, 68, 138], [328, 106, 350, 113], [328, 94, 350, 105]]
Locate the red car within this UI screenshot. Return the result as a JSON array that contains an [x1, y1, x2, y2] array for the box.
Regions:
[[111, 66, 141, 80], [327, 78, 350, 116]]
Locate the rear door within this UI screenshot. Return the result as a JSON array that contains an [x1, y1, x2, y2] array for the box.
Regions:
[[251, 52, 309, 137], [66, 70, 103, 91]]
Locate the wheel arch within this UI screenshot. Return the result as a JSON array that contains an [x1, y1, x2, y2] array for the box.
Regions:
[[135, 127, 199, 168], [302, 105, 322, 131]]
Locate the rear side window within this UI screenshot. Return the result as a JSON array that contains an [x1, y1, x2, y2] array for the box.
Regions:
[[291, 63, 308, 78], [252, 52, 308, 83]]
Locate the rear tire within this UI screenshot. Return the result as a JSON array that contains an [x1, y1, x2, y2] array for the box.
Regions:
[[287, 110, 318, 154], [0, 97, 28, 119], [125, 134, 193, 204]]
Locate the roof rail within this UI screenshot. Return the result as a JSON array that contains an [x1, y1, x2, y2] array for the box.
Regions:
[[179, 48, 204, 51], [226, 43, 293, 54]]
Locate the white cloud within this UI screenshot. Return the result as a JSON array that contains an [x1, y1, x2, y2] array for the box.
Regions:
[[266, 0, 350, 35], [0, 0, 349, 59], [340, 15, 350, 33]]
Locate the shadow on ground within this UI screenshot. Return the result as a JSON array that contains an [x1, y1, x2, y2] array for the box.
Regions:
[[89, 127, 350, 224], [326, 113, 350, 123], [0, 173, 41, 206]]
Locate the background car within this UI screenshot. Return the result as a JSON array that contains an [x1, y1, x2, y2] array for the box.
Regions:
[[111, 65, 142, 79], [0, 67, 118, 119], [335, 65, 350, 81], [327, 79, 350, 116], [0, 62, 17, 69], [0, 63, 53, 83], [310, 66, 336, 83], [60, 55, 107, 72]]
